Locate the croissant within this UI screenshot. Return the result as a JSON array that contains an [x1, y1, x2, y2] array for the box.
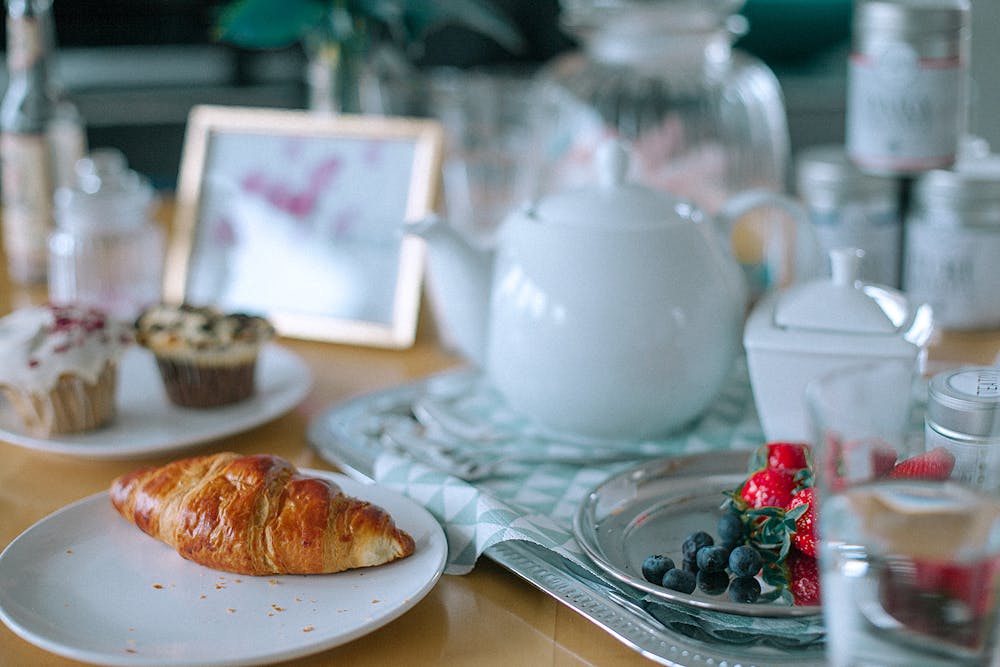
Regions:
[[109, 452, 415, 575]]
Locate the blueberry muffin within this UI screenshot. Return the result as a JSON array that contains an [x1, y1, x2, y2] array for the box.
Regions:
[[134, 304, 274, 408]]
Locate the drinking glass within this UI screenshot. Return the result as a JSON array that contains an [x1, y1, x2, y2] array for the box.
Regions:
[[806, 359, 1000, 667], [426, 68, 540, 244], [420, 68, 540, 362]]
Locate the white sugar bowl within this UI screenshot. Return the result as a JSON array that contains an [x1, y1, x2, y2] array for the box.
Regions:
[[744, 247, 934, 442]]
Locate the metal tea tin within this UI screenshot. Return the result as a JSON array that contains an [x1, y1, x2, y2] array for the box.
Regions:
[[846, 0, 971, 175], [926, 366, 1000, 489], [903, 155, 1000, 330], [796, 145, 901, 286]]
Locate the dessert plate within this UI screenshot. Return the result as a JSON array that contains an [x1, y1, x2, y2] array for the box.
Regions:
[[0, 471, 447, 667], [574, 450, 822, 618], [0, 344, 311, 458]]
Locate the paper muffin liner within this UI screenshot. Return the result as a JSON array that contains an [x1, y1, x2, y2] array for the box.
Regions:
[[1, 361, 118, 437], [154, 356, 258, 408]]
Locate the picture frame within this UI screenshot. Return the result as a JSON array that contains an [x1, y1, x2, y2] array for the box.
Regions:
[[163, 105, 444, 348]]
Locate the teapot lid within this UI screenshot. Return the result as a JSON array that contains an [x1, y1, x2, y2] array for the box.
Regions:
[[528, 141, 689, 228], [773, 248, 907, 334]]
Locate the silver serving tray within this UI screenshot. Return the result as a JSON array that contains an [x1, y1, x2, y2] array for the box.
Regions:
[[307, 375, 827, 667], [575, 452, 821, 617]]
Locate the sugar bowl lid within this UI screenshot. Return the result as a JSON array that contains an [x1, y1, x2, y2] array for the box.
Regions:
[[773, 247, 908, 334]]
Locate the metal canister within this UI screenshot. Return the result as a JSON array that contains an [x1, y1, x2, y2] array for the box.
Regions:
[[846, 0, 971, 175], [926, 366, 1000, 489], [796, 145, 901, 286], [903, 155, 1000, 330]]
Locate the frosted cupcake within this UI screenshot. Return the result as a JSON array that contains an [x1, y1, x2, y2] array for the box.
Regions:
[[0, 304, 132, 436], [134, 304, 274, 408]]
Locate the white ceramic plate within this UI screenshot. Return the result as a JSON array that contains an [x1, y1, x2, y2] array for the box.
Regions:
[[0, 471, 447, 667], [0, 344, 311, 459]]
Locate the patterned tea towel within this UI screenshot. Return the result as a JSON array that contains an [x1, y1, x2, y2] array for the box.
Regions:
[[363, 360, 825, 645]]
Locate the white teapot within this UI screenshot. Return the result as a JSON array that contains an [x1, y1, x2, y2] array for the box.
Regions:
[[416, 141, 818, 440]]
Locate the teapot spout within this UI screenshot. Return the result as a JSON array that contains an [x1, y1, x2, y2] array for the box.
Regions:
[[409, 216, 495, 366]]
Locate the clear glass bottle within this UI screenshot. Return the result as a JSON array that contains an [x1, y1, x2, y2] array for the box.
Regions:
[[37, 0, 87, 191], [1, 0, 56, 284], [48, 149, 163, 319], [531, 0, 790, 214]]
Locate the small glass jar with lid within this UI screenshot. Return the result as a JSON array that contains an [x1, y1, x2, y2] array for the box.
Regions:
[[903, 153, 1000, 330], [48, 148, 163, 319], [926, 366, 1000, 490], [531, 0, 790, 214]]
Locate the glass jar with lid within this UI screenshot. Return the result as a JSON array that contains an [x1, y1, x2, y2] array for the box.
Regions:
[[531, 0, 790, 215], [48, 148, 163, 319]]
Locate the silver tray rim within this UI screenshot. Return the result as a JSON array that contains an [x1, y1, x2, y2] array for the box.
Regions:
[[306, 371, 827, 667]]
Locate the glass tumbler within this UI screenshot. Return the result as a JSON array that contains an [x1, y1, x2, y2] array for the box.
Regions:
[[806, 360, 1000, 667]]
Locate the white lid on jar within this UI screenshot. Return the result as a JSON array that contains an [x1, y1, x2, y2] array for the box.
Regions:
[[927, 366, 1000, 439], [916, 154, 1000, 214], [54, 148, 155, 231], [796, 145, 898, 208]]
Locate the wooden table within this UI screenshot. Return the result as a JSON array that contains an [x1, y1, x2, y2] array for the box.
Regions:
[[2, 263, 999, 667]]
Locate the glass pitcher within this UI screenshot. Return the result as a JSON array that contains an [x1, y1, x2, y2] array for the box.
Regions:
[[532, 0, 790, 215]]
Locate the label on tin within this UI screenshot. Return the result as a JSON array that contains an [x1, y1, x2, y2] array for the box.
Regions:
[[925, 422, 996, 488], [904, 223, 1000, 329], [846, 42, 965, 173]]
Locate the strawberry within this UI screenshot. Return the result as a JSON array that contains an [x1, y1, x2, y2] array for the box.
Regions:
[[740, 468, 797, 510], [912, 559, 1000, 617], [879, 557, 1000, 646], [765, 442, 810, 474], [786, 487, 818, 558], [786, 550, 821, 607], [887, 446, 956, 481], [871, 443, 899, 477]]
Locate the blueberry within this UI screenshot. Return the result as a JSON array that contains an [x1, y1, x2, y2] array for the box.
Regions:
[[697, 569, 730, 596], [696, 545, 729, 573], [662, 568, 697, 594], [641, 554, 675, 584], [728, 575, 762, 603], [682, 556, 699, 573], [728, 545, 763, 578], [682, 531, 714, 561], [717, 512, 745, 547]]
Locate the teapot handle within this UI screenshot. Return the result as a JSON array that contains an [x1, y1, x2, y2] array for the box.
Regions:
[[715, 189, 823, 298]]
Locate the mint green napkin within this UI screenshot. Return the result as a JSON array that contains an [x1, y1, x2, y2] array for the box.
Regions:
[[367, 360, 824, 645]]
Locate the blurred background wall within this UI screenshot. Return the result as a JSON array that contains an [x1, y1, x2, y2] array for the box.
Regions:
[[1, 0, 996, 190]]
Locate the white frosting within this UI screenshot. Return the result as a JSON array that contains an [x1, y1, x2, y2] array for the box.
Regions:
[[0, 305, 132, 393]]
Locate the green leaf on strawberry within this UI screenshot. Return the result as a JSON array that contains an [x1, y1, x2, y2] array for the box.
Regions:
[[719, 441, 824, 605]]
